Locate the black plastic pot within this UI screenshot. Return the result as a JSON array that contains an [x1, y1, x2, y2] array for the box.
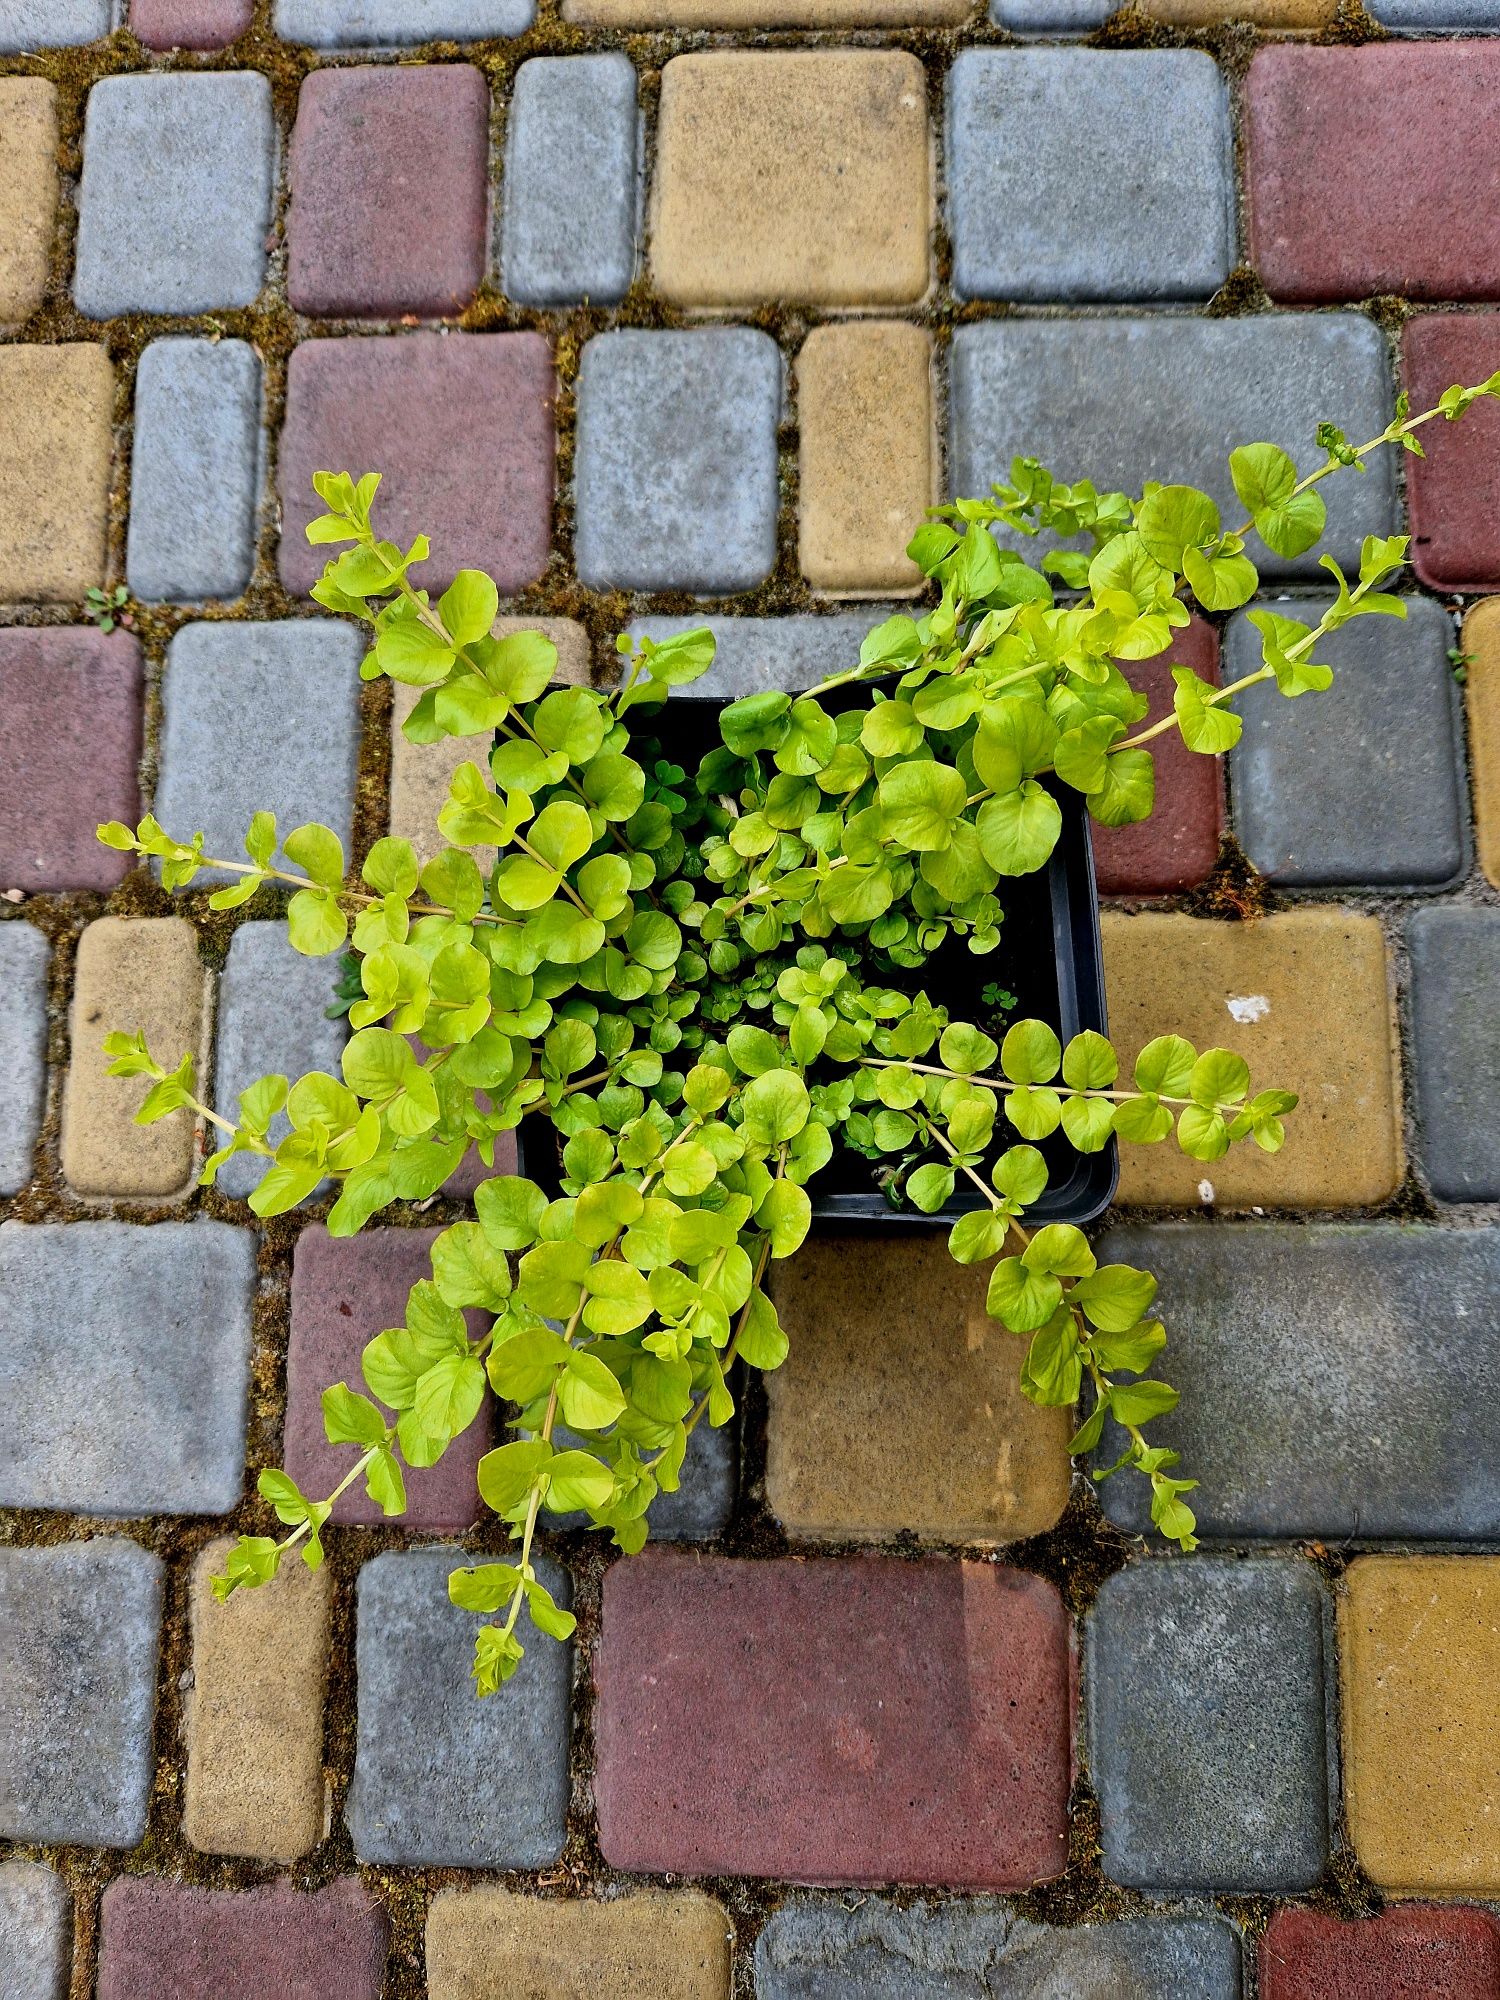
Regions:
[[517, 694, 1116, 1230]]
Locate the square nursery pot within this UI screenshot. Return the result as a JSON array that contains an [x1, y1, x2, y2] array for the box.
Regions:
[[518, 692, 1115, 1230]]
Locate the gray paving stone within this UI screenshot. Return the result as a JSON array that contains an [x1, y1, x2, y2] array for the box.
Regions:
[[0, 1540, 162, 1847], [551, 1416, 734, 1540], [153, 619, 363, 884], [948, 51, 1233, 303], [0, 923, 48, 1196], [1094, 1223, 1500, 1541], [0, 1863, 70, 2000], [126, 338, 261, 603], [575, 329, 781, 594], [1087, 1557, 1330, 1893], [349, 1546, 571, 1867], [949, 315, 1396, 580], [0, 1, 113, 48], [275, 0, 535, 41], [628, 611, 899, 700], [989, 0, 1114, 24], [755, 1902, 1243, 1999], [1226, 592, 1463, 888], [74, 74, 275, 316], [502, 56, 638, 308], [1374, 1, 1500, 23], [213, 922, 345, 1201], [0, 1221, 256, 1515], [1409, 909, 1500, 1201]]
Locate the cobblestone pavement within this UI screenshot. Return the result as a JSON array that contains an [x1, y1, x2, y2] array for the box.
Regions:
[[1, 2, 1499, 1995]]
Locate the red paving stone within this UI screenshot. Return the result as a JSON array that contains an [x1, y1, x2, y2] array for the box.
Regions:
[[1260, 1905, 1500, 2000], [98, 1879, 385, 1999], [594, 1550, 1074, 1889], [1402, 312, 1500, 593], [1094, 617, 1222, 897], [130, 0, 253, 47], [288, 66, 490, 319], [1246, 43, 1500, 304], [286, 1225, 492, 1530], [278, 333, 555, 597], [0, 629, 142, 893]]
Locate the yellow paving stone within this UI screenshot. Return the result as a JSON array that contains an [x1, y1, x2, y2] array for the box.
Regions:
[[650, 52, 930, 308], [1146, 0, 1335, 19], [0, 345, 114, 603], [766, 1233, 1072, 1543], [0, 81, 58, 325], [62, 916, 206, 1198], [567, 0, 968, 22], [1463, 597, 1500, 890], [389, 617, 591, 867], [1101, 908, 1401, 1209], [183, 1538, 332, 1863], [1340, 1555, 1500, 1897], [425, 1885, 733, 1999], [797, 322, 934, 595]]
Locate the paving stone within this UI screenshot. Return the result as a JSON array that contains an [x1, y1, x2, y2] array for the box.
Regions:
[[74, 74, 274, 317], [62, 916, 207, 1198], [569, 0, 967, 17], [628, 611, 895, 700], [950, 316, 1395, 582], [1340, 1555, 1500, 1895], [797, 323, 933, 594], [1101, 907, 1401, 1209], [97, 1878, 388, 2000], [1247, 44, 1500, 303], [213, 922, 346, 1201], [595, 1550, 1072, 1887], [1260, 1904, 1500, 2000], [0, 1863, 70, 2000], [390, 617, 590, 866], [0, 629, 142, 891], [154, 619, 364, 885], [549, 1408, 734, 1540], [425, 1887, 733, 1999], [126, 338, 261, 602], [279, 333, 555, 597], [1143, 0, 1337, 13], [755, 1903, 1245, 1999], [0, 1539, 162, 1847], [275, 0, 535, 39], [990, 0, 1114, 24], [289, 65, 489, 318], [184, 1536, 331, 1860], [287, 1226, 493, 1528], [0, 1220, 254, 1513], [132, 0, 254, 44], [0, 80, 57, 323], [1464, 598, 1500, 886], [1409, 909, 1500, 1201], [0, 924, 47, 1196], [0, 1, 114, 47], [574, 329, 779, 593], [349, 1545, 571, 1866], [1402, 312, 1500, 592], [651, 52, 929, 308], [1088, 1556, 1330, 1892], [0, 344, 113, 602], [766, 1233, 1071, 1543], [1376, 0, 1500, 20], [948, 50, 1232, 304], [1093, 618, 1222, 896], [1094, 1222, 1500, 1540], [1226, 592, 1462, 888], [501, 55, 638, 308]]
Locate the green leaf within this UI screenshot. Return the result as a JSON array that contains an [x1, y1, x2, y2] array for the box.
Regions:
[[581, 1262, 653, 1338], [759, 1179, 811, 1258], [994, 1144, 1048, 1206], [877, 761, 968, 853], [735, 1289, 788, 1369], [287, 888, 348, 956], [741, 1070, 810, 1146], [727, 1024, 783, 1077], [1136, 484, 1220, 568], [322, 1382, 388, 1447], [1060, 1094, 1116, 1153], [365, 1448, 406, 1517], [1001, 1020, 1061, 1085], [1247, 609, 1334, 699], [975, 783, 1062, 876], [284, 822, 345, 889], [1190, 1048, 1250, 1108], [1172, 667, 1242, 754], [1061, 1030, 1117, 1091], [477, 1438, 552, 1516], [948, 1209, 1010, 1264], [412, 1353, 486, 1441], [643, 625, 716, 686], [438, 569, 499, 646], [558, 1349, 628, 1427], [545, 1449, 614, 1511], [1109, 1379, 1180, 1425], [1021, 1222, 1095, 1278], [448, 1562, 523, 1613], [1135, 1034, 1196, 1098], [1229, 441, 1327, 561], [1072, 1264, 1157, 1333], [906, 1163, 954, 1212], [986, 1256, 1062, 1332], [431, 1222, 512, 1311], [475, 1175, 549, 1251], [1182, 545, 1258, 612]]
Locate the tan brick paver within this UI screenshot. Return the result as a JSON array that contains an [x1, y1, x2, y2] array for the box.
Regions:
[[183, 1538, 332, 1862], [0, 345, 113, 603], [1102, 908, 1401, 1209], [567, 0, 967, 21], [425, 1886, 733, 1999], [62, 917, 206, 1197], [0, 81, 58, 325], [1149, 0, 1334, 18], [1340, 1556, 1500, 1897], [650, 52, 930, 308], [1463, 598, 1500, 889], [767, 1234, 1072, 1542]]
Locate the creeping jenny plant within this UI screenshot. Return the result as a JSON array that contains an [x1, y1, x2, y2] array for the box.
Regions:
[[98, 375, 1498, 1694]]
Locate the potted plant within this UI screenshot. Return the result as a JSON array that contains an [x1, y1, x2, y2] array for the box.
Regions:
[[97, 371, 1497, 1693]]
